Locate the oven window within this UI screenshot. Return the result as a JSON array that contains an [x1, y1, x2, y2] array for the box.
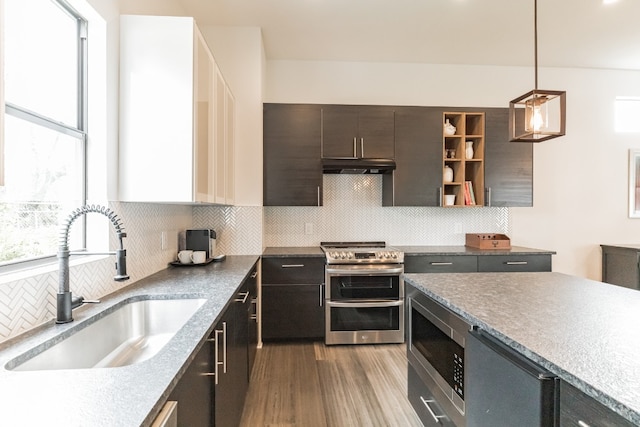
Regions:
[[329, 275, 400, 301], [330, 306, 400, 331], [411, 306, 464, 399]]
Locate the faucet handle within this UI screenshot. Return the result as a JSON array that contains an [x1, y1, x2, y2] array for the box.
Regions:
[[83, 299, 101, 304]]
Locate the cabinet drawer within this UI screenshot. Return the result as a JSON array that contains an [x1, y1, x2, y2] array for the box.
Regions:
[[408, 364, 457, 427], [405, 255, 478, 273], [477, 254, 551, 272], [262, 257, 325, 284], [559, 381, 635, 427]]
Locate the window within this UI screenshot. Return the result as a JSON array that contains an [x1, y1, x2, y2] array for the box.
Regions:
[[1, 0, 87, 266], [615, 97, 640, 133]]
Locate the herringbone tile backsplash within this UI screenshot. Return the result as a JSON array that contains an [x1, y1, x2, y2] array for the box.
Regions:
[[0, 175, 508, 342], [264, 175, 509, 246]]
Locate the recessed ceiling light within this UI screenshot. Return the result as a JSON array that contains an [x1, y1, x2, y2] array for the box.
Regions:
[[603, 0, 619, 5]]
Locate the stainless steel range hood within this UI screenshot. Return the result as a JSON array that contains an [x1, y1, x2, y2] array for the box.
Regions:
[[321, 158, 396, 174]]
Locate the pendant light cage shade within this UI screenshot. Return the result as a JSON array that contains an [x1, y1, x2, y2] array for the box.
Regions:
[[509, 89, 566, 142]]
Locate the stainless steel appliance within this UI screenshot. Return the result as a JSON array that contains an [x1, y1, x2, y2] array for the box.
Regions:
[[466, 329, 558, 427], [186, 229, 216, 259], [407, 284, 470, 427], [321, 241, 405, 345]]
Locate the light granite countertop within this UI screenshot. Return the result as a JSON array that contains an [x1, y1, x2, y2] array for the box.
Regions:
[[405, 272, 640, 425], [0, 255, 259, 427]]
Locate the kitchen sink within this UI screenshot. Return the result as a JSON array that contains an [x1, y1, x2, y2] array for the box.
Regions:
[[7, 297, 207, 371]]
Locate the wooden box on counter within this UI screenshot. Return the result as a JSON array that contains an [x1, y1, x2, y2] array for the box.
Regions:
[[465, 233, 511, 250]]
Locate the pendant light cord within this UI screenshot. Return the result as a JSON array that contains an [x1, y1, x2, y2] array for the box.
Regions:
[[534, 0, 538, 90]]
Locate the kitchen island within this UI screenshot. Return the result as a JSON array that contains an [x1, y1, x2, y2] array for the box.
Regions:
[[405, 272, 640, 425], [0, 255, 259, 426]]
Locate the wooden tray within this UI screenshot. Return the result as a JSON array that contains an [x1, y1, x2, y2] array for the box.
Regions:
[[465, 233, 511, 250]]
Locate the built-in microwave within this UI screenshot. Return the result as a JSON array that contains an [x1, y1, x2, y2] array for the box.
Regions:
[[407, 284, 471, 427]]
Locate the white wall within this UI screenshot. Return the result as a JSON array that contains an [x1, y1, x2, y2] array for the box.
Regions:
[[265, 60, 640, 279]]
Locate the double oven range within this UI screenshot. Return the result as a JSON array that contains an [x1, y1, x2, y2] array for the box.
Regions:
[[321, 242, 405, 345]]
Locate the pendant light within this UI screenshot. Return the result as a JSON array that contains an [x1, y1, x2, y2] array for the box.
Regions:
[[509, 0, 566, 142]]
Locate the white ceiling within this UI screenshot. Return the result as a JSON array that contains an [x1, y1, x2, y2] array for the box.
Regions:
[[178, 0, 640, 71]]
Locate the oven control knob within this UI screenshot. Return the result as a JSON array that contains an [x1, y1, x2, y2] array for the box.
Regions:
[[347, 252, 354, 259], [391, 253, 398, 259]]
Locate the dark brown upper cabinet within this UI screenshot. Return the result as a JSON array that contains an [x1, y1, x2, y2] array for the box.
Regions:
[[321, 105, 395, 159], [263, 103, 323, 206], [484, 108, 533, 207], [382, 107, 442, 206]]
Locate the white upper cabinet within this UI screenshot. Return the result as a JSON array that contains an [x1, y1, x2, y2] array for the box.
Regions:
[[119, 15, 234, 204]]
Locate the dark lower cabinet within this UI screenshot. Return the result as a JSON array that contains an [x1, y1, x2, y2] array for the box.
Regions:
[[167, 262, 259, 427], [559, 381, 635, 427], [261, 256, 325, 340], [262, 284, 324, 340], [167, 337, 212, 427], [477, 254, 552, 272], [405, 253, 552, 273], [601, 245, 640, 290], [404, 255, 478, 273], [246, 266, 259, 379]]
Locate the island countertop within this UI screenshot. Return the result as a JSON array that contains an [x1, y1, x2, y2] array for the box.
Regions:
[[405, 272, 640, 425], [0, 255, 259, 427]]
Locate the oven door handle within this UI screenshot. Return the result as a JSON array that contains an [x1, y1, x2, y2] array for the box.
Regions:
[[325, 266, 404, 275], [327, 300, 404, 308]]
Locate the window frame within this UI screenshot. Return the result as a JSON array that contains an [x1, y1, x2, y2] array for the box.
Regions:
[[1, 0, 88, 270]]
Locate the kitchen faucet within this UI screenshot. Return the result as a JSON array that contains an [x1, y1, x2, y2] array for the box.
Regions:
[[56, 205, 130, 324]]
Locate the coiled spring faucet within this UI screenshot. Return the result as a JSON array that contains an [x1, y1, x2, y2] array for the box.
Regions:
[[57, 205, 130, 324]]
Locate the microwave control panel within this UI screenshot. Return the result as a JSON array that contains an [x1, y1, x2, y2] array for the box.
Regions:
[[453, 352, 464, 398]]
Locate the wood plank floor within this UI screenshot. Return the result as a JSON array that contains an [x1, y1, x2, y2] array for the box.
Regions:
[[239, 342, 423, 427]]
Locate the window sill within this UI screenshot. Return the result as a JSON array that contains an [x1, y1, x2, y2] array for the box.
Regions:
[[0, 255, 109, 285]]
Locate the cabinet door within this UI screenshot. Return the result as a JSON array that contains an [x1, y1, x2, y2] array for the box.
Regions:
[[601, 246, 640, 290], [246, 266, 259, 378], [404, 255, 478, 273], [168, 336, 212, 427], [262, 284, 325, 340], [477, 254, 552, 272], [321, 105, 359, 158], [321, 105, 395, 159], [263, 104, 323, 206], [484, 108, 533, 207], [214, 304, 247, 427], [358, 106, 395, 159], [383, 107, 442, 206], [559, 381, 635, 427]]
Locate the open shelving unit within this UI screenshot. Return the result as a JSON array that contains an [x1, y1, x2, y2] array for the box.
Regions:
[[443, 112, 485, 206]]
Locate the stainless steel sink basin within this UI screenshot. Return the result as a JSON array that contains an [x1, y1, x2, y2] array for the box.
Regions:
[[7, 298, 207, 371]]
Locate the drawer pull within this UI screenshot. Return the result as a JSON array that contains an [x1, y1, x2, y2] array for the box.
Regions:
[[235, 291, 250, 303], [578, 422, 591, 427], [250, 271, 258, 278], [430, 262, 453, 266], [505, 261, 528, 265], [281, 264, 304, 268], [419, 397, 446, 423]]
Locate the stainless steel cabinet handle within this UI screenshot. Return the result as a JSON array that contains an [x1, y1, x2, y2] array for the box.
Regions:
[[328, 300, 403, 309], [430, 262, 453, 266], [317, 186, 320, 206], [438, 187, 443, 207], [485, 187, 491, 207], [419, 397, 446, 424], [281, 264, 304, 268], [360, 137, 364, 157], [222, 321, 227, 374], [353, 137, 357, 158], [578, 422, 591, 427], [250, 271, 258, 279], [319, 284, 324, 307], [506, 261, 528, 265], [235, 291, 250, 303], [250, 314, 258, 321], [212, 326, 225, 384]]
